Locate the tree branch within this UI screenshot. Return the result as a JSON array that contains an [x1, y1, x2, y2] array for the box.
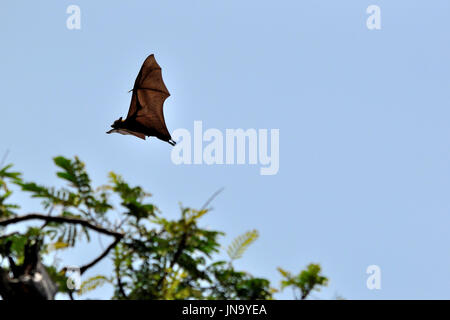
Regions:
[[115, 262, 127, 299], [0, 213, 124, 277], [79, 236, 122, 275], [0, 231, 18, 240], [157, 231, 188, 292], [0, 213, 123, 238]]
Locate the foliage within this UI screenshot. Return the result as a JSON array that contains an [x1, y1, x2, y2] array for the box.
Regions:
[[206, 261, 273, 300], [278, 264, 328, 299], [79, 275, 111, 295], [0, 164, 21, 219], [0, 156, 329, 300], [227, 230, 259, 262]]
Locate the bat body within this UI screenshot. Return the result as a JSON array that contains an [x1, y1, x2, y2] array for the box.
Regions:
[[107, 54, 176, 146]]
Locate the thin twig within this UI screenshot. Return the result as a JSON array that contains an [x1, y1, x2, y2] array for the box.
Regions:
[[117, 216, 130, 229], [200, 187, 225, 211], [0, 149, 10, 168], [79, 236, 122, 275], [98, 232, 104, 251]]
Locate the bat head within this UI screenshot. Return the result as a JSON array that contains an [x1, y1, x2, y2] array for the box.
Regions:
[[106, 117, 126, 134], [111, 117, 125, 129]]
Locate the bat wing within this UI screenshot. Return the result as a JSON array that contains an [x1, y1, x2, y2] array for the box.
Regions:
[[126, 89, 139, 120], [135, 89, 172, 140], [126, 55, 172, 140]]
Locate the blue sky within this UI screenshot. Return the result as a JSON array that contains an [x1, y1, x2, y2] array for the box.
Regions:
[[1, 0, 450, 299]]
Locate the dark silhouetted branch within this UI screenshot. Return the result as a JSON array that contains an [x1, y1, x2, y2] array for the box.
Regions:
[[79, 236, 122, 275], [0, 213, 123, 238]]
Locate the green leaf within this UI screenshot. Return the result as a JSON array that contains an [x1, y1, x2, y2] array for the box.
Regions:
[[227, 230, 259, 261], [277, 267, 292, 279], [46, 241, 70, 253], [78, 275, 110, 296]]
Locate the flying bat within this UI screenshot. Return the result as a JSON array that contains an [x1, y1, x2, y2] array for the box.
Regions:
[[107, 54, 176, 146]]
